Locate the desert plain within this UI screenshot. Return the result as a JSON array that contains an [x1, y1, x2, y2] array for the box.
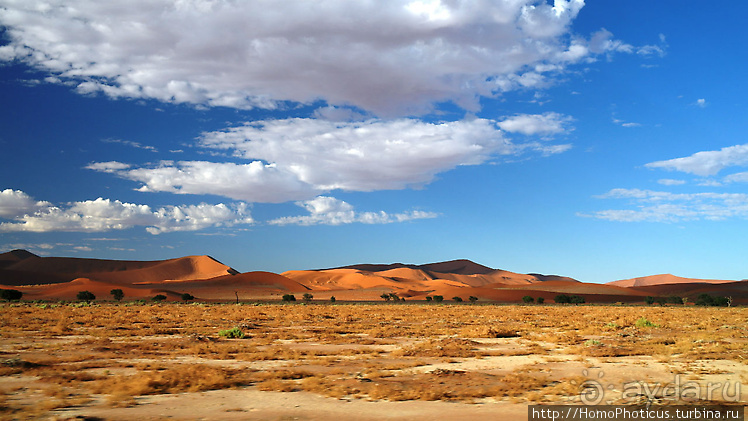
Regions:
[[0, 250, 746, 420]]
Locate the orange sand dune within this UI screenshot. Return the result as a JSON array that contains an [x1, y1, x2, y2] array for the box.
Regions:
[[159, 271, 310, 300], [609, 274, 736, 287], [282, 269, 476, 292]]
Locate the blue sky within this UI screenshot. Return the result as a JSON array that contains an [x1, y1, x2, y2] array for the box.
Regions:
[[1, 0, 747, 283]]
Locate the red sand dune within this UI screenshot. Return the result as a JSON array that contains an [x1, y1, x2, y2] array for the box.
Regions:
[[0, 250, 237, 286], [608, 274, 736, 287], [16, 278, 163, 301]]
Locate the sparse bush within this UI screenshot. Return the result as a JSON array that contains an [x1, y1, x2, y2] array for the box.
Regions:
[[432, 295, 444, 303], [695, 293, 729, 307], [0, 289, 22, 301], [554, 294, 570, 304], [181, 293, 195, 301], [110, 289, 124, 301], [218, 327, 245, 339], [152, 294, 167, 302], [569, 295, 585, 305], [425, 296, 433, 302], [452, 296, 463, 303], [522, 295, 534, 304], [282, 294, 296, 302], [666, 295, 682, 304], [380, 293, 392, 301], [302, 293, 314, 302], [76, 291, 96, 301], [330, 296, 336, 302], [645, 296, 655, 305], [469, 296, 478, 304], [536, 297, 544, 304]]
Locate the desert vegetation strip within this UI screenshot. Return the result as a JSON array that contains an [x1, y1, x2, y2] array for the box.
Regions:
[[0, 302, 745, 419]]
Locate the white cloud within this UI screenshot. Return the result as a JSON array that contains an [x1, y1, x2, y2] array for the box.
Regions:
[[724, 172, 748, 183], [101, 138, 158, 152], [582, 188, 748, 222], [91, 117, 570, 203], [497, 112, 574, 136], [695, 98, 707, 108], [269, 196, 437, 226], [0, 189, 51, 217], [84, 161, 132, 173], [657, 179, 686, 186], [0, 189, 253, 234], [0, 0, 655, 116], [645, 144, 748, 176], [124, 161, 318, 203]]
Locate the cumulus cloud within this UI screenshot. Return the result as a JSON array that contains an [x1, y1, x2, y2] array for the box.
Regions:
[[90, 117, 571, 202], [0, 189, 253, 234], [645, 144, 748, 176], [269, 196, 437, 226], [0, 0, 656, 116], [581, 188, 748, 222], [0, 189, 51, 217]]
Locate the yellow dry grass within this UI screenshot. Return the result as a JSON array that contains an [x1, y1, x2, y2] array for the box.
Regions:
[[0, 302, 745, 419]]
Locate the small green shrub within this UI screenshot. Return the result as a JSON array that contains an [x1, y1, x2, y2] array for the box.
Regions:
[[635, 317, 659, 328], [152, 294, 167, 302], [522, 295, 534, 304], [181, 293, 195, 301], [218, 327, 245, 339], [330, 296, 336, 302], [452, 296, 463, 302], [425, 296, 433, 302], [432, 295, 444, 303], [468, 296, 478, 304], [536, 297, 545, 304], [282, 294, 296, 302]]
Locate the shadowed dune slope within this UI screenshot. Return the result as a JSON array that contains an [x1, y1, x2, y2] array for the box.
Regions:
[[608, 274, 736, 287], [12, 278, 167, 301], [0, 252, 237, 286], [0, 249, 39, 269], [629, 280, 748, 303], [330, 259, 496, 275], [171, 271, 310, 292]]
